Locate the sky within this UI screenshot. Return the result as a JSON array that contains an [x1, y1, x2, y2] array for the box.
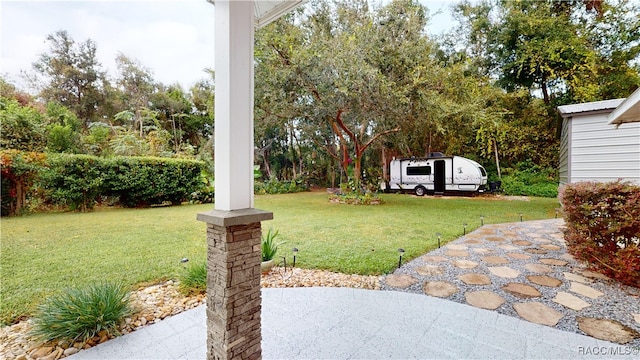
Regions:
[[0, 0, 459, 92]]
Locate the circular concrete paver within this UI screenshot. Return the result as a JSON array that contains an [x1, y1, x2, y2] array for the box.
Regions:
[[386, 274, 417, 288], [527, 275, 562, 287], [415, 265, 444, 276], [465, 290, 505, 310], [421, 255, 447, 263], [445, 250, 470, 257], [513, 302, 563, 327], [423, 281, 459, 298], [471, 248, 492, 254], [541, 244, 562, 251], [446, 244, 468, 250], [502, 283, 542, 298], [569, 282, 604, 299], [577, 317, 640, 344], [458, 273, 491, 285]]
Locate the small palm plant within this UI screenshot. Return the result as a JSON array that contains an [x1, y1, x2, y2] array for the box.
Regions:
[[31, 282, 133, 343], [261, 227, 280, 262]]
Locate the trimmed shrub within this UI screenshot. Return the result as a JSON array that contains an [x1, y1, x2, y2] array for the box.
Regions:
[[31, 283, 133, 343], [559, 181, 640, 287], [35, 154, 205, 210], [178, 261, 207, 295], [104, 156, 204, 207], [39, 154, 106, 211]]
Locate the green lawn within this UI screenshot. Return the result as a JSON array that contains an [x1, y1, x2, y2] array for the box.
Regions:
[[0, 192, 559, 324]]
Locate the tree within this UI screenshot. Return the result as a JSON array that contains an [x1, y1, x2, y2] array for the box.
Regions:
[[114, 53, 156, 136], [31, 30, 107, 129]]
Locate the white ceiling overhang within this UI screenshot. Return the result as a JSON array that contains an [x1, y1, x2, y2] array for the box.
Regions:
[[608, 87, 640, 127], [208, 0, 306, 28]]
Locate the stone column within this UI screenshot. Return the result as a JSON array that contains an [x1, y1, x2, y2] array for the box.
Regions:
[[198, 209, 273, 360]]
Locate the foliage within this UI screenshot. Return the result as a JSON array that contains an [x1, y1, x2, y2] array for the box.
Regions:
[[261, 227, 280, 262], [499, 164, 559, 198], [559, 181, 640, 287], [328, 191, 382, 205], [1, 193, 558, 323], [254, 177, 308, 194], [35, 154, 205, 211], [0, 97, 47, 152], [31, 30, 106, 128], [0, 150, 47, 216], [30, 282, 133, 343], [178, 261, 207, 295]]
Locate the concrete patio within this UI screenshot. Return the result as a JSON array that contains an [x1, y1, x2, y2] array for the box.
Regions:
[[68, 287, 637, 359]]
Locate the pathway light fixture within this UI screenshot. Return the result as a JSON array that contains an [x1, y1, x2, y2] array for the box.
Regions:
[[398, 248, 405, 268], [436, 233, 442, 248], [292, 248, 299, 267]]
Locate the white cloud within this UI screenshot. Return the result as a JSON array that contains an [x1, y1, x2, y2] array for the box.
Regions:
[[1, 0, 215, 91]]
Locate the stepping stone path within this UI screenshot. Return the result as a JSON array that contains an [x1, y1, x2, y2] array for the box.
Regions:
[[569, 282, 604, 299], [445, 250, 469, 257], [382, 219, 640, 348], [524, 263, 553, 274], [553, 292, 590, 311], [488, 266, 521, 278], [415, 265, 444, 276], [507, 253, 531, 260], [527, 275, 562, 287], [423, 281, 458, 298], [512, 240, 531, 246], [481, 256, 509, 264], [577, 317, 640, 344], [513, 302, 563, 326], [465, 291, 505, 310], [563, 272, 592, 283], [385, 274, 417, 288], [539, 258, 568, 266], [452, 260, 478, 269], [458, 273, 491, 285], [502, 283, 541, 298]]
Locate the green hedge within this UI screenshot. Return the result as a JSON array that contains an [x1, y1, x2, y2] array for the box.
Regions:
[[38, 154, 204, 210]]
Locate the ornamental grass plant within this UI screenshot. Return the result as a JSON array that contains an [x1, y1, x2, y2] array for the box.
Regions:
[[31, 282, 133, 343], [178, 261, 207, 295]]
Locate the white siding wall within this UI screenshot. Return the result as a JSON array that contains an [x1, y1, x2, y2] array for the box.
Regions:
[[559, 117, 570, 185], [569, 113, 640, 184]]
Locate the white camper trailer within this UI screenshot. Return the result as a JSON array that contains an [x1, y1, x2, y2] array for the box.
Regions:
[[382, 153, 488, 196]]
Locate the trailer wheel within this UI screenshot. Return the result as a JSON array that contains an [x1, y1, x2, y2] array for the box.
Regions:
[[415, 186, 426, 196]]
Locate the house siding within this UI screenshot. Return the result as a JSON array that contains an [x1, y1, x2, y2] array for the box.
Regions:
[[559, 117, 570, 185], [567, 113, 640, 184]]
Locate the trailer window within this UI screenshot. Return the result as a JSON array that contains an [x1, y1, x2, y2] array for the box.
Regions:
[[479, 167, 487, 176], [407, 166, 431, 176]]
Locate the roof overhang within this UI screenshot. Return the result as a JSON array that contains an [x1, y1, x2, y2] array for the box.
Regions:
[[207, 0, 306, 28], [608, 87, 640, 127]]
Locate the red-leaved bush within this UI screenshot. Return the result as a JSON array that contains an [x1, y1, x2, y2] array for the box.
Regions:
[[559, 181, 640, 288]]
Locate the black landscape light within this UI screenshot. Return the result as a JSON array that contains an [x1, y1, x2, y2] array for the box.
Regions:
[[398, 248, 405, 268], [463, 223, 468, 236], [480, 215, 484, 226], [520, 213, 523, 222], [436, 232, 442, 248], [292, 247, 299, 267], [180, 258, 189, 263], [555, 208, 559, 219]]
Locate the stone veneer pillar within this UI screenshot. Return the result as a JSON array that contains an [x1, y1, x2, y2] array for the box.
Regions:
[[197, 209, 273, 360]]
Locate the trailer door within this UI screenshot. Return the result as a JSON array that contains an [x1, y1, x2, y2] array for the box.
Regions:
[[434, 160, 445, 195]]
